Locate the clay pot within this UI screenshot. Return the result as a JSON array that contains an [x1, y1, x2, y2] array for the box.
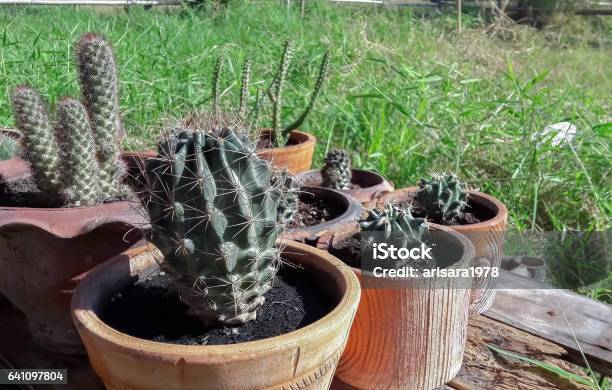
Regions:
[[72, 241, 361, 390], [0, 157, 148, 355], [256, 129, 316, 174], [295, 169, 394, 205], [375, 187, 508, 316], [282, 186, 363, 246], [317, 224, 475, 390]]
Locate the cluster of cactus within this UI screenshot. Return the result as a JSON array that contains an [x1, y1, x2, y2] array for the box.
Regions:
[[211, 40, 329, 146], [144, 112, 286, 326], [276, 170, 299, 226], [415, 174, 468, 224], [9, 33, 127, 206], [321, 149, 352, 190]]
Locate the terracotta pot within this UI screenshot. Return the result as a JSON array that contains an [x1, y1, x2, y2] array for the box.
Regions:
[[295, 169, 394, 205], [317, 224, 475, 389], [282, 186, 363, 246], [0, 157, 149, 355], [256, 129, 316, 174], [72, 241, 361, 390], [375, 187, 508, 316]]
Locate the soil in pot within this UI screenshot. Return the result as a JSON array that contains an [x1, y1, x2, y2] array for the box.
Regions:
[[395, 198, 495, 226], [287, 191, 342, 229], [100, 265, 334, 346]]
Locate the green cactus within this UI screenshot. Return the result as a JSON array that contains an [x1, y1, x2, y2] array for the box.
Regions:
[[144, 112, 284, 326], [415, 174, 468, 224], [276, 170, 299, 225], [321, 149, 352, 190], [10, 87, 63, 203], [76, 33, 126, 199], [268, 41, 329, 146], [0, 135, 18, 161], [55, 98, 100, 206], [211, 56, 223, 111], [9, 33, 127, 206], [360, 203, 428, 250]]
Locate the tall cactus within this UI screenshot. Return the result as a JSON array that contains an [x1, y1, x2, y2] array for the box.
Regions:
[[268, 41, 329, 146], [144, 112, 285, 326], [55, 98, 100, 206], [76, 33, 125, 199], [9, 33, 127, 206], [415, 174, 468, 224], [10, 87, 63, 204]]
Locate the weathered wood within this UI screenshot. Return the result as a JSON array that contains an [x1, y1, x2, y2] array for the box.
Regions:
[[451, 316, 595, 390], [486, 270, 612, 377], [0, 305, 103, 390]]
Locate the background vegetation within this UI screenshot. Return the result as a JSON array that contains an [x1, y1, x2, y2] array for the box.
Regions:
[[0, 0, 609, 292]]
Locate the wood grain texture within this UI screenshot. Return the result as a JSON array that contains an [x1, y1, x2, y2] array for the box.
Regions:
[[451, 316, 595, 390], [486, 271, 612, 377], [332, 224, 475, 390]]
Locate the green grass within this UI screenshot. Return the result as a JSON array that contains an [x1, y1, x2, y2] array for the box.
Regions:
[[0, 1, 609, 234]]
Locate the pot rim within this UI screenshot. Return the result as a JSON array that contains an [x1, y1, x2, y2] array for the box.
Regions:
[[284, 186, 363, 239], [71, 240, 360, 363], [0, 128, 23, 141], [379, 187, 507, 231], [255, 129, 316, 153]]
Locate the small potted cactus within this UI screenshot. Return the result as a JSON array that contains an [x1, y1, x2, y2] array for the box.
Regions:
[[295, 148, 394, 204], [317, 203, 475, 390], [0, 128, 22, 160], [71, 111, 360, 390], [212, 40, 328, 173], [0, 33, 147, 354], [375, 173, 508, 316]]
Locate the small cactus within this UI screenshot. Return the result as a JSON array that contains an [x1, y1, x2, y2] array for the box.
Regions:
[[321, 149, 352, 190], [415, 174, 468, 224], [276, 171, 299, 225], [360, 203, 428, 250], [0, 134, 18, 161], [9, 33, 127, 206], [144, 111, 285, 326]]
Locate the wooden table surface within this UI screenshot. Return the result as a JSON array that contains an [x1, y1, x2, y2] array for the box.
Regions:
[[1, 270, 609, 390]]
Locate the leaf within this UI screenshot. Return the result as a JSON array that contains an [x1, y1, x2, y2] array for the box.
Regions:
[[486, 344, 596, 388]]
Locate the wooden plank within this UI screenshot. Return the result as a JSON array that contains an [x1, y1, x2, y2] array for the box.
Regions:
[[451, 316, 595, 390], [485, 270, 612, 377]]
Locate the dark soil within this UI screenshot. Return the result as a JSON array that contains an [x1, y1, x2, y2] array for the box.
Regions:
[[100, 265, 334, 346], [256, 135, 300, 149], [0, 175, 49, 207], [401, 201, 488, 226], [328, 234, 363, 268], [287, 196, 338, 229]]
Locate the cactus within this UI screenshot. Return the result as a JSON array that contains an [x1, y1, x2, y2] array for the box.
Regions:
[[144, 112, 285, 326], [0, 134, 18, 161], [55, 98, 100, 206], [321, 149, 352, 190], [276, 170, 299, 225], [268, 41, 329, 146], [415, 174, 468, 224], [76, 33, 126, 199], [9, 33, 127, 206], [10, 87, 63, 203], [360, 203, 428, 250]]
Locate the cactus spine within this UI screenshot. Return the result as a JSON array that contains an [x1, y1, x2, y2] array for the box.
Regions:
[[321, 149, 352, 190], [76, 33, 126, 199], [144, 112, 284, 326], [56, 99, 100, 206], [268, 41, 329, 146], [10, 87, 63, 203], [277, 171, 299, 225], [415, 174, 468, 224], [9, 33, 127, 206]]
